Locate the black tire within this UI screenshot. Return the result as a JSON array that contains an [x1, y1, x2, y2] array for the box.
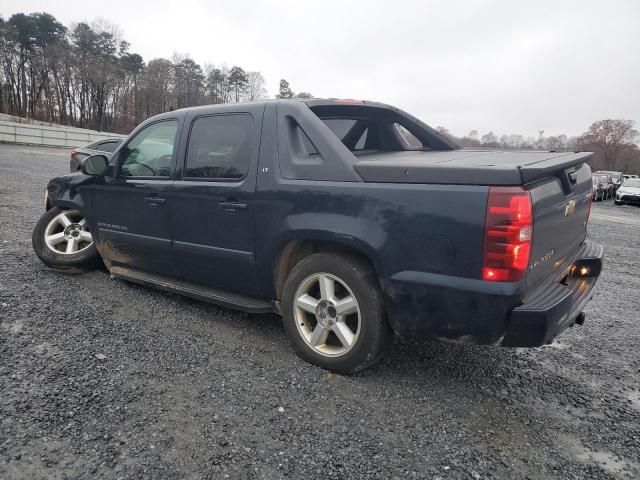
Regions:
[[281, 252, 391, 374], [32, 207, 100, 272], [615, 200, 623, 206]]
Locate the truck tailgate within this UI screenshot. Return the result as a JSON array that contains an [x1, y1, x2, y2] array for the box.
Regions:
[[526, 161, 592, 289]]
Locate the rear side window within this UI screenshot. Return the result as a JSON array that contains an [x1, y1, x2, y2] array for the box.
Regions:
[[98, 141, 119, 153], [185, 115, 253, 180]]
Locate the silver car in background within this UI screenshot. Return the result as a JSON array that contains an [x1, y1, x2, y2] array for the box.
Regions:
[[69, 138, 122, 172], [615, 177, 640, 206]]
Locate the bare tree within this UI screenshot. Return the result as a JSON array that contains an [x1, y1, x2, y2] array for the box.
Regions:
[[577, 119, 639, 170], [481, 131, 498, 146], [245, 71, 267, 101]]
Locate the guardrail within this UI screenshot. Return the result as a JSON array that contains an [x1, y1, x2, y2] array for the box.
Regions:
[[0, 120, 125, 148]]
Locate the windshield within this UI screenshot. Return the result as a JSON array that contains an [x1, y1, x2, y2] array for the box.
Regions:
[[623, 178, 640, 188]]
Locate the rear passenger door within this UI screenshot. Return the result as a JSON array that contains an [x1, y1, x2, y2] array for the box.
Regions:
[[170, 107, 263, 296]]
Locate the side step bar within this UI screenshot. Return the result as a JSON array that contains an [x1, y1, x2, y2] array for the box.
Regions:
[[109, 266, 275, 314]]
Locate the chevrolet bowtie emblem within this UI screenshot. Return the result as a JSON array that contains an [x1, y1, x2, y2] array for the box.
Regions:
[[564, 199, 576, 216]]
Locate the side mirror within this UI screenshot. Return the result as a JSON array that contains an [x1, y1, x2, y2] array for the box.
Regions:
[[81, 154, 109, 176]]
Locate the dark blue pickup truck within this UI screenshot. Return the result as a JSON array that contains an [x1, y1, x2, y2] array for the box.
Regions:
[[32, 99, 603, 373]]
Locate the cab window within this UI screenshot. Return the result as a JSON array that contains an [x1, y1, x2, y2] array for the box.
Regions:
[[119, 120, 178, 177], [184, 114, 253, 180]]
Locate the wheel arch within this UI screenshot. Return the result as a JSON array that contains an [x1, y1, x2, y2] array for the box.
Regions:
[[49, 199, 89, 216], [272, 234, 383, 301]]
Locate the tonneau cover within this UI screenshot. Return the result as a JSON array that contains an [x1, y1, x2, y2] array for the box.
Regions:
[[354, 149, 594, 185]]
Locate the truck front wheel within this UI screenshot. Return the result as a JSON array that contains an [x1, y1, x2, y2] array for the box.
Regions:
[[281, 252, 391, 374], [32, 207, 100, 272]]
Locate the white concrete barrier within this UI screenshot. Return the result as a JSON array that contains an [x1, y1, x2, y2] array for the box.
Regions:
[[0, 120, 125, 148]]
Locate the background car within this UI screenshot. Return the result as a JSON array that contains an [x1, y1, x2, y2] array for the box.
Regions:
[[69, 138, 122, 172], [615, 177, 640, 205], [592, 173, 614, 200], [623, 174, 639, 180], [595, 170, 624, 190]]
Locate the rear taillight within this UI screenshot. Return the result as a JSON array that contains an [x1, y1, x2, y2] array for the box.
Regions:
[[70, 150, 78, 158], [482, 186, 533, 282]]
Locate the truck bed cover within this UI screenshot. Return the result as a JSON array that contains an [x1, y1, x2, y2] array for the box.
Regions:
[[353, 149, 593, 185]]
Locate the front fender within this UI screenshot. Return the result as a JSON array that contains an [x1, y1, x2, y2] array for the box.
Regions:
[[45, 174, 95, 215]]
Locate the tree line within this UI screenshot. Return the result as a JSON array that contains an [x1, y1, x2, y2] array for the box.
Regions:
[[439, 119, 640, 174], [0, 12, 310, 134], [1, 12, 637, 173]]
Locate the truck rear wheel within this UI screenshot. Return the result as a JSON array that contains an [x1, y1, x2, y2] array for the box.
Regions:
[[281, 252, 391, 374], [32, 207, 100, 272]]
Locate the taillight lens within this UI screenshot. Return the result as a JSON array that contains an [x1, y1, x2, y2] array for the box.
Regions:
[[482, 186, 533, 282], [70, 150, 78, 158]]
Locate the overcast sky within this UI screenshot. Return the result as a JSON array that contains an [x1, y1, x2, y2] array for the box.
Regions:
[[4, 0, 639, 138]]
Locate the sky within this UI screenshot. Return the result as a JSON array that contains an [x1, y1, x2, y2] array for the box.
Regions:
[[3, 0, 639, 138]]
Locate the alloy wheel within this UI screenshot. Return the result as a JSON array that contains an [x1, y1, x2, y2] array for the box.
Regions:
[[293, 272, 361, 357], [44, 210, 93, 255]]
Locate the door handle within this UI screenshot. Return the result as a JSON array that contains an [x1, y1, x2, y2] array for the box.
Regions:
[[219, 201, 248, 212], [145, 196, 166, 205]]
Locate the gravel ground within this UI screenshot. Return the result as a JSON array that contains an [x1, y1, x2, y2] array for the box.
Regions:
[[1, 144, 639, 480]]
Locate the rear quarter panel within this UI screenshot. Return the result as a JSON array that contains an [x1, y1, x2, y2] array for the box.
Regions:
[[254, 178, 490, 298]]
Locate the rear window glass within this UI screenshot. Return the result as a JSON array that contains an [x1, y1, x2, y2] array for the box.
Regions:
[[394, 123, 423, 148], [323, 119, 357, 139], [321, 118, 368, 151]]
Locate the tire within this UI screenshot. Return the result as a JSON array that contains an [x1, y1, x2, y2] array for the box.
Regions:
[[32, 207, 100, 272], [281, 252, 391, 374], [615, 200, 623, 206]]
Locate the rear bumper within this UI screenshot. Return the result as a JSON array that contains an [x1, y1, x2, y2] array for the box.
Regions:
[[384, 240, 603, 346], [501, 240, 603, 347]]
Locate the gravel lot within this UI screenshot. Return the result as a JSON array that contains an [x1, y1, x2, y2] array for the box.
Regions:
[[1, 144, 639, 480]]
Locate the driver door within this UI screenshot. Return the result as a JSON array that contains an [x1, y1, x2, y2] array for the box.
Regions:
[[91, 118, 181, 276]]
